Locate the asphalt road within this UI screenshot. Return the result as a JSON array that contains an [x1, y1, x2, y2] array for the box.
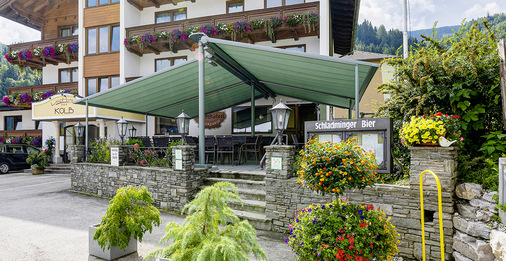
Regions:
[[0, 172, 296, 261]]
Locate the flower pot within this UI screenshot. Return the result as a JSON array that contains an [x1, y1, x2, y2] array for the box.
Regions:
[[31, 168, 44, 175], [418, 142, 438, 146], [89, 224, 137, 260]]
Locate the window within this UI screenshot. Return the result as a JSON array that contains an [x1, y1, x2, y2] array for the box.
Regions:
[[5, 116, 22, 131], [278, 44, 306, 52], [155, 8, 187, 23], [86, 25, 120, 55], [266, 0, 304, 8], [60, 26, 78, 37], [86, 76, 120, 96], [227, 1, 244, 13], [59, 68, 78, 83], [156, 118, 179, 134], [87, 0, 119, 7], [232, 106, 272, 133], [155, 57, 187, 72]]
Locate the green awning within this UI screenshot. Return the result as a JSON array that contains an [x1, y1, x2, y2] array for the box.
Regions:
[[75, 37, 378, 118]]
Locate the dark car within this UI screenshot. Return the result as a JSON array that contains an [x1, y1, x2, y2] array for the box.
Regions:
[[0, 144, 41, 174]]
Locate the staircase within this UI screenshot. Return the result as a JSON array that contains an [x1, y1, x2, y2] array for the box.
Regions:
[[23, 163, 72, 174], [203, 167, 272, 231]]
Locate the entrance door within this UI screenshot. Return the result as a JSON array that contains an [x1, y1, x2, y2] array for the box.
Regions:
[[286, 103, 317, 145]]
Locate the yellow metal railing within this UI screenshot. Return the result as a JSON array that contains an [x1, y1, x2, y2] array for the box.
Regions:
[[419, 170, 445, 261]]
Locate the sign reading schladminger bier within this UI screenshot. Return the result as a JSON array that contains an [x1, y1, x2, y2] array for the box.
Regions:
[[32, 93, 91, 120]]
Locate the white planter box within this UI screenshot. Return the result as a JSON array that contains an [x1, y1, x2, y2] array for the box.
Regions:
[[89, 224, 137, 260]]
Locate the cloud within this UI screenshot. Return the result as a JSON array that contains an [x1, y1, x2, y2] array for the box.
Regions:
[[464, 2, 506, 19], [0, 18, 40, 45]]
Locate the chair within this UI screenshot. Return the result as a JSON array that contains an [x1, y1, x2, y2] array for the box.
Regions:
[[185, 136, 199, 160], [216, 135, 236, 165], [152, 137, 170, 147], [204, 136, 216, 164], [239, 135, 262, 165], [291, 134, 305, 150], [136, 136, 152, 148]]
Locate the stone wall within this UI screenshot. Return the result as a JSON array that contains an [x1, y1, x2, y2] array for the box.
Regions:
[[264, 145, 458, 261]]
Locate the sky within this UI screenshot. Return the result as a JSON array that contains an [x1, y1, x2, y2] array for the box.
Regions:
[[359, 0, 506, 32], [1, 0, 506, 45]]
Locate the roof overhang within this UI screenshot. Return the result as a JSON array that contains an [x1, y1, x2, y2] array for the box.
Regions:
[[75, 37, 377, 119], [331, 0, 360, 55]]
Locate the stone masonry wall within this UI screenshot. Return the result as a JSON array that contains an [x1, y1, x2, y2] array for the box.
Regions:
[[264, 145, 458, 261], [71, 163, 207, 212]]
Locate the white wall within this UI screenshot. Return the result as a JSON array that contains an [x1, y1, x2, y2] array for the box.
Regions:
[[0, 110, 35, 130], [121, 0, 142, 82], [42, 61, 79, 84]]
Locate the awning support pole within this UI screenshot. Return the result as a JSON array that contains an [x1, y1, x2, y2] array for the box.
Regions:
[[251, 83, 255, 137], [145, 114, 148, 136], [355, 64, 359, 119], [348, 99, 352, 119], [198, 40, 205, 165], [85, 100, 89, 161]]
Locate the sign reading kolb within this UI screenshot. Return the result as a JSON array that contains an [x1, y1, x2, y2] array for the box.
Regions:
[[305, 118, 392, 174], [32, 93, 91, 120]]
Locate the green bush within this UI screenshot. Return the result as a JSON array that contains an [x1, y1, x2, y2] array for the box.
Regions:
[[287, 200, 399, 261], [88, 138, 121, 163], [94, 186, 161, 250], [145, 182, 267, 261], [26, 150, 50, 170]]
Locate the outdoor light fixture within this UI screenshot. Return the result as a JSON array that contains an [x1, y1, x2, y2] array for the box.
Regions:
[[271, 99, 292, 145], [116, 117, 128, 144], [176, 110, 191, 144], [74, 121, 85, 145], [128, 126, 137, 138], [189, 32, 206, 43]]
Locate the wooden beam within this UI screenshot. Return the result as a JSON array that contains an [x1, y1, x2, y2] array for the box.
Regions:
[[33, 0, 49, 13], [22, 0, 36, 8], [498, 39, 506, 129], [147, 44, 160, 55], [126, 47, 143, 57], [127, 0, 143, 11], [291, 29, 299, 41], [247, 34, 255, 44], [148, 0, 160, 8]]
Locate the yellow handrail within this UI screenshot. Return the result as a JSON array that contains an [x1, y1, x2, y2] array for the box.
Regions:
[[419, 170, 445, 261]]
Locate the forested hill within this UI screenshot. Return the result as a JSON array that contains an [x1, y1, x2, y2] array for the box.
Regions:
[[355, 13, 506, 55], [0, 42, 41, 97]]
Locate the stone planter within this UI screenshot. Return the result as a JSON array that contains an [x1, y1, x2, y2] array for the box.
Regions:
[[31, 168, 44, 175], [89, 224, 137, 260]]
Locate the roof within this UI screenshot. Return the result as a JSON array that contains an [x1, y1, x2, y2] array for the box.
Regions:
[[343, 51, 396, 61], [75, 36, 378, 118], [331, 0, 360, 55]]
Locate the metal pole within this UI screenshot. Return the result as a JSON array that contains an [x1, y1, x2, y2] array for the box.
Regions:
[[251, 83, 255, 137], [348, 99, 352, 119], [145, 114, 148, 136], [85, 99, 89, 161], [355, 64, 359, 119], [198, 40, 205, 165], [403, 0, 409, 59]]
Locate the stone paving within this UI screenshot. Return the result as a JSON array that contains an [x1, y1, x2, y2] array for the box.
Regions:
[[0, 172, 296, 261]]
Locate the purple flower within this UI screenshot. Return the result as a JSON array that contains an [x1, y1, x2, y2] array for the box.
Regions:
[[358, 210, 363, 215], [329, 204, 333, 208], [285, 238, 289, 243], [312, 218, 318, 224], [343, 206, 346, 210], [2, 96, 10, 106], [299, 242, 304, 246], [360, 215, 365, 219], [296, 218, 299, 223], [308, 208, 312, 212], [322, 205, 325, 210]]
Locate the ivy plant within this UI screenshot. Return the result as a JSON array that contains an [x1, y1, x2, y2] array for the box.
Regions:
[[145, 182, 267, 261], [93, 186, 161, 250]]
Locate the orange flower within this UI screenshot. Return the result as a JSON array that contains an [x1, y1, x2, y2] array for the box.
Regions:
[[348, 177, 352, 180]]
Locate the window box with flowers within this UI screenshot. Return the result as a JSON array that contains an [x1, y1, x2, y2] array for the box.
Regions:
[[2, 89, 78, 107], [400, 111, 463, 147]]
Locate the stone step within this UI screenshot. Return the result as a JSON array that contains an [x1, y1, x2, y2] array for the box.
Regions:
[[207, 171, 265, 181], [234, 210, 272, 231], [198, 186, 266, 201], [205, 177, 265, 191], [229, 199, 266, 214]]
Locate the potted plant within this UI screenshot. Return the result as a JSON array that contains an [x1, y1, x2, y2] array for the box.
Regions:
[[90, 186, 161, 260], [145, 182, 267, 261], [399, 111, 462, 147], [26, 150, 49, 174]]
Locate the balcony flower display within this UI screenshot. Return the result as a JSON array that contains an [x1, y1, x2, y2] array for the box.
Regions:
[[5, 43, 78, 65], [124, 12, 319, 48], [400, 111, 462, 147], [2, 89, 78, 106]]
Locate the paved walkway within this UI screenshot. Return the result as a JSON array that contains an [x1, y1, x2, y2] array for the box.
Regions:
[[0, 172, 296, 261]]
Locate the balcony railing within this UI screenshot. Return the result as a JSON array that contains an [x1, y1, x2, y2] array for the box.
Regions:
[[3, 82, 78, 108], [0, 130, 42, 138], [7, 35, 79, 70], [125, 2, 319, 56], [127, 0, 196, 11], [8, 82, 78, 95]]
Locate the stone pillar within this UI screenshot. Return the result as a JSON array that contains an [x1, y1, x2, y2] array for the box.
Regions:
[[111, 145, 129, 166], [172, 145, 195, 172], [409, 146, 459, 193], [265, 145, 296, 179], [98, 119, 106, 138], [53, 121, 62, 163], [69, 145, 85, 163]]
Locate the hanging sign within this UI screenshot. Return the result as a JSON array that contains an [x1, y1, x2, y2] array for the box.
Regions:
[[32, 94, 90, 120], [193, 112, 227, 129]]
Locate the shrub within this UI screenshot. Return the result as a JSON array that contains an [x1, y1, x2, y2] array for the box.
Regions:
[[287, 200, 399, 261], [88, 138, 121, 163], [295, 138, 379, 196], [145, 182, 267, 261], [93, 186, 161, 250], [45, 137, 55, 160], [26, 149, 50, 170]]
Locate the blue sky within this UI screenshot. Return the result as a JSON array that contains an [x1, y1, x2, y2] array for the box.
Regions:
[[1, 0, 506, 45]]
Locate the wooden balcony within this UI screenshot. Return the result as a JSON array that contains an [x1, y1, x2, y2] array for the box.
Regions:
[[125, 2, 319, 56], [8, 82, 78, 95], [0, 130, 42, 138], [7, 35, 78, 70], [127, 0, 196, 11]]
